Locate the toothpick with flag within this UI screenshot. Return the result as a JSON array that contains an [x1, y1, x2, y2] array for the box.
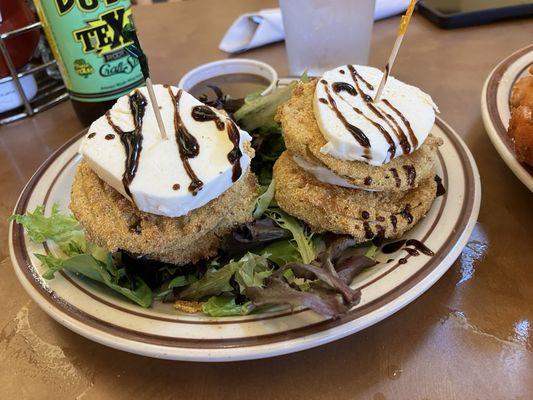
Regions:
[[374, 0, 417, 103], [123, 22, 168, 140]]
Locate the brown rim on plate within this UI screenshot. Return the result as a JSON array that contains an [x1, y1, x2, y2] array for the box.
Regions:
[[485, 44, 533, 176], [10, 116, 475, 349]]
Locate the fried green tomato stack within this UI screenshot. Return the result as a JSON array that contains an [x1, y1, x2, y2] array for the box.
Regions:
[[273, 80, 442, 241], [70, 161, 258, 265]]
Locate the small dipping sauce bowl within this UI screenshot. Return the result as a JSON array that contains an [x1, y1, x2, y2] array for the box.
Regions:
[[178, 59, 278, 100]]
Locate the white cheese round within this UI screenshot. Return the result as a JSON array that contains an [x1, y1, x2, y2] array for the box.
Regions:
[[314, 65, 437, 166], [292, 155, 377, 191], [80, 84, 252, 218]]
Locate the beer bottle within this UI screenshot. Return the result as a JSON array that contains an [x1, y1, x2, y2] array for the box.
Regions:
[[34, 0, 144, 126]]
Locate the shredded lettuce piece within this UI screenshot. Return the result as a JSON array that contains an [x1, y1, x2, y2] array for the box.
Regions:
[[179, 252, 272, 301], [11, 204, 152, 307], [300, 69, 310, 83], [260, 239, 301, 265], [234, 81, 297, 132], [178, 263, 237, 301], [364, 244, 379, 260], [265, 209, 317, 264], [234, 72, 310, 133], [37, 253, 152, 307], [9, 204, 79, 243], [34, 253, 65, 280], [282, 268, 311, 291], [168, 274, 197, 289], [234, 252, 272, 292], [202, 296, 255, 317], [253, 178, 276, 219]]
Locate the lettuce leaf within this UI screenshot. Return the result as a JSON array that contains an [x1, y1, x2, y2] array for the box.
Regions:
[[178, 262, 238, 301], [234, 81, 297, 132], [179, 252, 272, 301], [36, 252, 152, 307], [265, 209, 317, 264], [10, 204, 85, 255], [260, 239, 301, 266], [202, 296, 255, 317], [300, 69, 310, 83], [11, 204, 152, 308], [234, 71, 310, 133], [10, 204, 79, 243], [246, 277, 350, 318], [234, 252, 272, 292], [253, 178, 276, 219], [222, 218, 291, 256], [168, 274, 197, 289]]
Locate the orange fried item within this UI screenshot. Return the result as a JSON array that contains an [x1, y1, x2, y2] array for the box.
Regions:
[[510, 67, 533, 109], [509, 65, 533, 166], [508, 105, 533, 165]]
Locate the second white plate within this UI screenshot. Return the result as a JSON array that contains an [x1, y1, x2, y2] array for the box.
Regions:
[[481, 44, 533, 191]]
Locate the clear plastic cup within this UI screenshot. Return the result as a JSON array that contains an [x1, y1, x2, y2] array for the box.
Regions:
[[280, 0, 376, 76]]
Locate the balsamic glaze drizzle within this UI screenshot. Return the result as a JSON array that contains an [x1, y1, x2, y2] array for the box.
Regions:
[[105, 90, 147, 200], [191, 105, 225, 130], [400, 204, 413, 224], [381, 239, 405, 254], [405, 239, 435, 256], [348, 65, 374, 90], [226, 121, 243, 182], [372, 225, 385, 247], [168, 88, 204, 195], [363, 222, 373, 239], [348, 67, 373, 103], [390, 215, 398, 231], [389, 168, 401, 188], [338, 93, 396, 160], [375, 104, 411, 154], [381, 238, 434, 259], [403, 164, 416, 187], [322, 83, 370, 148], [383, 99, 418, 149], [435, 175, 446, 197], [348, 65, 412, 156], [332, 82, 357, 96], [404, 247, 419, 256]]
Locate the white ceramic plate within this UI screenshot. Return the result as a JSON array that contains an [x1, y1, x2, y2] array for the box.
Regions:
[[9, 80, 480, 361], [481, 44, 533, 192]]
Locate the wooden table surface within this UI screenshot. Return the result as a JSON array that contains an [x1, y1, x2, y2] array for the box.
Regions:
[[1, 1, 531, 399]]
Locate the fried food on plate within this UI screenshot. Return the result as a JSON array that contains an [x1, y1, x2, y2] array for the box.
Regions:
[[71, 84, 257, 265], [71, 161, 257, 265], [276, 80, 442, 192], [274, 152, 436, 240], [509, 65, 533, 166], [508, 105, 533, 165], [274, 65, 441, 240]]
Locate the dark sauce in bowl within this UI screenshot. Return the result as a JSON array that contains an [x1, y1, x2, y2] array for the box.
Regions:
[[189, 73, 270, 103]]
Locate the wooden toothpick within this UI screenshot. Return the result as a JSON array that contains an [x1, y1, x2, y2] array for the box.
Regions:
[[145, 78, 168, 140], [374, 0, 417, 103], [124, 23, 168, 140]]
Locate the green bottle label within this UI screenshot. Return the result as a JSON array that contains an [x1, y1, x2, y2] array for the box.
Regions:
[[35, 0, 144, 102]]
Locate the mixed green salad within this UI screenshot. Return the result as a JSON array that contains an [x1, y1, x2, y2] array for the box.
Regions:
[[10, 77, 378, 318]]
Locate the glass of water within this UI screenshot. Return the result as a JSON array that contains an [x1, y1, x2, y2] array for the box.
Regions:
[[280, 0, 376, 76]]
